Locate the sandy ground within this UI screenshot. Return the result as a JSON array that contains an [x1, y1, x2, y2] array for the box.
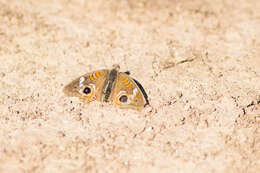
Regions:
[[0, 0, 259, 172]]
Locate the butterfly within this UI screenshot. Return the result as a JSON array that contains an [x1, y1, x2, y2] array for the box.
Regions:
[[63, 64, 149, 111]]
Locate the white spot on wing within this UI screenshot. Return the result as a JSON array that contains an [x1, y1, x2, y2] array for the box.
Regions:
[[79, 77, 85, 87], [89, 83, 96, 91], [130, 88, 138, 99]]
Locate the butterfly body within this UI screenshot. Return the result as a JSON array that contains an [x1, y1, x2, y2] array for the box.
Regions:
[[63, 65, 149, 111]]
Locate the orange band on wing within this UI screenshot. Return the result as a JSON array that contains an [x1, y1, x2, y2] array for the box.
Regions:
[[89, 74, 94, 80], [126, 82, 132, 88], [95, 72, 100, 78], [122, 78, 128, 83]]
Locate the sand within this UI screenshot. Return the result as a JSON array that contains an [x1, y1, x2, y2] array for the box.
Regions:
[[0, 0, 259, 172]]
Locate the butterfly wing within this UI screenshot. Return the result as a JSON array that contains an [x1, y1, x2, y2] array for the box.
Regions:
[[63, 70, 109, 103], [110, 72, 149, 110]]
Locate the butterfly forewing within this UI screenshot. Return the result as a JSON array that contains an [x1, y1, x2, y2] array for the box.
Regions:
[[110, 72, 147, 110], [63, 70, 109, 103]]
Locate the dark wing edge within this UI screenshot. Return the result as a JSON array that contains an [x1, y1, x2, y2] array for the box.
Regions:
[[132, 78, 150, 107]]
